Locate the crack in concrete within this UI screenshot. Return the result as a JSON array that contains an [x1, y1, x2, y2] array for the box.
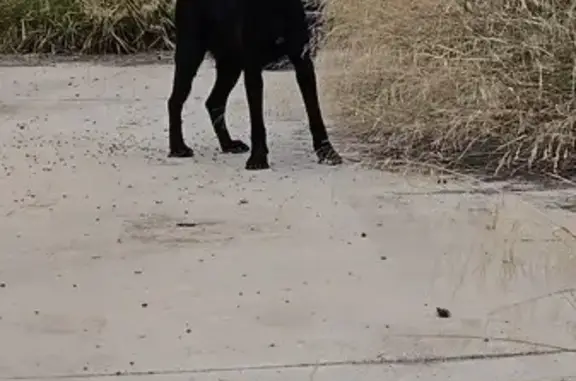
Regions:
[[489, 287, 576, 316], [391, 333, 574, 352], [4, 348, 575, 380]]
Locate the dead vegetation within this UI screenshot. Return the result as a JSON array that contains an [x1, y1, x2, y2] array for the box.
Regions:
[[322, 0, 576, 179]]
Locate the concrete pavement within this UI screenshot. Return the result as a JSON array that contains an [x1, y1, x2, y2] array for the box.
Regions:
[[1, 58, 576, 380]]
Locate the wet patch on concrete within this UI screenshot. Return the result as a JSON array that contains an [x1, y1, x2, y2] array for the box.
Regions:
[[123, 214, 232, 246]]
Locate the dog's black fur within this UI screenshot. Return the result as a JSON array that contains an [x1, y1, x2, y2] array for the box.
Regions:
[[167, 0, 342, 170]]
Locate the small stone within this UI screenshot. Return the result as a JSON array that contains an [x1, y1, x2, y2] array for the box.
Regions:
[[141, 303, 148, 308], [436, 307, 451, 318]]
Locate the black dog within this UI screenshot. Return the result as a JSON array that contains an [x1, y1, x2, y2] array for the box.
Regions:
[[167, 0, 343, 170]]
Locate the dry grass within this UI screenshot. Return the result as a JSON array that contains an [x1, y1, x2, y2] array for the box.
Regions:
[[0, 0, 175, 54], [322, 0, 576, 179]]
